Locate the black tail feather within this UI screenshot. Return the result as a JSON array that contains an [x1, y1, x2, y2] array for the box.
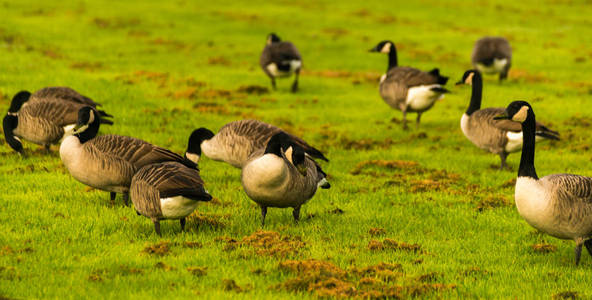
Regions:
[[98, 110, 113, 118], [306, 147, 329, 162], [99, 118, 114, 125], [428, 68, 449, 85], [430, 86, 450, 94], [536, 131, 560, 141]]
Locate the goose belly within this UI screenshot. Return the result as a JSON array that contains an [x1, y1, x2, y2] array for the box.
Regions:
[[13, 120, 62, 145], [515, 177, 572, 239], [266, 60, 301, 77], [504, 131, 523, 153], [406, 85, 443, 111], [160, 196, 198, 219], [241, 155, 299, 207], [476, 58, 508, 74]]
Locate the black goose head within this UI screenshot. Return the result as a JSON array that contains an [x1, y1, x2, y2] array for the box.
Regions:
[[456, 70, 479, 86], [8, 91, 32, 113], [369, 40, 394, 54], [266, 132, 307, 176], [185, 128, 215, 163], [494, 101, 533, 123], [72, 106, 100, 143], [3, 114, 23, 153], [267, 33, 281, 45]]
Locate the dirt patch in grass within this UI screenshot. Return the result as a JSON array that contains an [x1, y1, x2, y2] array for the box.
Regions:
[[552, 291, 579, 299], [208, 56, 231, 66], [532, 243, 557, 253], [150, 37, 188, 50], [476, 195, 512, 211], [187, 266, 207, 276], [237, 85, 269, 95], [70, 61, 103, 71], [367, 239, 422, 253], [462, 267, 490, 278], [222, 230, 306, 257], [187, 212, 228, 229], [369, 228, 386, 236], [155, 262, 176, 271], [93, 17, 140, 29], [351, 160, 419, 175], [274, 259, 454, 298], [143, 242, 171, 256], [302, 69, 381, 85], [222, 278, 251, 292], [510, 69, 553, 83]]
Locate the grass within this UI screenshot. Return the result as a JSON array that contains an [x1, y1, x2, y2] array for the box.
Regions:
[[1, 0, 592, 298]]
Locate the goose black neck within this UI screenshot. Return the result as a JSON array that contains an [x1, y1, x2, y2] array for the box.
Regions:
[[466, 72, 483, 116], [76, 118, 100, 144], [518, 112, 538, 179], [264, 137, 282, 157], [387, 46, 398, 71]]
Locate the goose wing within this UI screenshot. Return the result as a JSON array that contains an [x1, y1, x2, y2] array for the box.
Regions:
[[32, 87, 99, 107], [384, 67, 440, 88], [472, 37, 512, 64], [23, 101, 79, 127], [137, 162, 212, 201], [268, 42, 301, 62], [543, 174, 592, 204]]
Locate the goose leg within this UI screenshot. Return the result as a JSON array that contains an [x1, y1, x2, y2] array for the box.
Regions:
[[153, 220, 162, 237], [292, 206, 301, 222], [585, 239, 592, 257], [260, 206, 268, 227], [270, 77, 276, 91], [123, 193, 129, 206], [180, 218, 186, 232], [499, 152, 509, 170], [44, 144, 50, 153], [575, 243, 583, 266], [416, 113, 422, 129], [291, 70, 300, 93], [110, 192, 116, 204], [499, 69, 508, 81], [401, 111, 409, 130]]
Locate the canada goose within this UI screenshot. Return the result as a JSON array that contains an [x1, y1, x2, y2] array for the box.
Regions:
[[185, 119, 328, 168], [60, 107, 195, 205], [495, 101, 592, 265], [456, 70, 559, 169], [260, 33, 302, 92], [130, 162, 212, 236], [471, 37, 512, 81], [241, 132, 330, 226], [370, 41, 450, 129], [19, 86, 102, 107], [3, 93, 113, 154]]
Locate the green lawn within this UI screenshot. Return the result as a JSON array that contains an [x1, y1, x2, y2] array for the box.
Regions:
[[1, 0, 592, 298]]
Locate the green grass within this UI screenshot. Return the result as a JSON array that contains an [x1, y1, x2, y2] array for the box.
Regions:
[[1, 0, 592, 298]]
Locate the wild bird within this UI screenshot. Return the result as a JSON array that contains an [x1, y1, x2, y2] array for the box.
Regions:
[[3, 91, 113, 154], [471, 37, 512, 81], [130, 162, 212, 236], [370, 40, 449, 129], [456, 70, 559, 169], [60, 107, 196, 205], [16, 86, 103, 108], [241, 132, 330, 226], [185, 119, 328, 169], [260, 33, 302, 92], [494, 101, 592, 265]]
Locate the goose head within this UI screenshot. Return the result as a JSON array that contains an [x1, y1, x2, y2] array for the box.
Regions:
[[185, 128, 215, 164], [8, 91, 31, 114], [369, 40, 395, 54], [494, 101, 533, 123], [456, 70, 479, 86], [72, 106, 100, 143], [266, 132, 307, 176], [266, 33, 281, 45], [2, 114, 23, 154]]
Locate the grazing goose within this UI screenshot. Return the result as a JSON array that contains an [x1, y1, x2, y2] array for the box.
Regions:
[[471, 37, 512, 81], [3, 93, 113, 154], [60, 107, 195, 205], [130, 162, 212, 236], [260, 33, 302, 92], [456, 70, 559, 169], [370, 41, 450, 129], [241, 132, 329, 226], [494, 101, 592, 265], [185, 119, 328, 168]]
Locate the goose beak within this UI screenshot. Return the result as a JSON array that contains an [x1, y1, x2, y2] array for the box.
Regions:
[[493, 114, 509, 120], [296, 164, 307, 176], [455, 80, 464, 86], [368, 47, 379, 52]]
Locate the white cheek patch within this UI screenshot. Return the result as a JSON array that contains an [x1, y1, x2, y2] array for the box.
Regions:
[[88, 110, 95, 124], [185, 152, 200, 164], [465, 72, 474, 85], [284, 146, 294, 164], [73, 124, 89, 134], [512, 106, 529, 122], [380, 43, 392, 53]]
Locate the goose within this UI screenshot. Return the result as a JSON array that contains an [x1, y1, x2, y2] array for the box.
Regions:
[[130, 161, 212, 236], [60, 107, 195, 205], [494, 101, 592, 265], [471, 37, 512, 81], [185, 119, 328, 168], [3, 93, 113, 154], [260, 33, 302, 92], [241, 132, 329, 226], [19, 86, 102, 107], [456, 70, 559, 169], [370, 40, 449, 129]]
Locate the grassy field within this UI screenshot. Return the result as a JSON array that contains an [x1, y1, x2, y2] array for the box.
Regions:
[[1, 0, 592, 298]]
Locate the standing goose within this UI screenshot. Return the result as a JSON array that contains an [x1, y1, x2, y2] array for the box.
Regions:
[[260, 33, 302, 92], [241, 132, 329, 226], [130, 162, 212, 236], [495, 101, 592, 265], [370, 40, 449, 129], [471, 37, 512, 81], [60, 107, 195, 205], [457, 70, 559, 169], [185, 119, 328, 168], [3, 93, 113, 154]]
